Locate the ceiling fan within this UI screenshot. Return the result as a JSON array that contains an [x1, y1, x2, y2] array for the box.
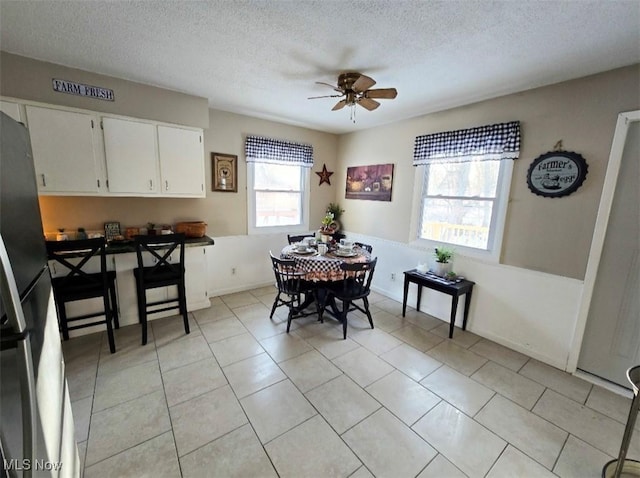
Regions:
[[308, 72, 397, 119]]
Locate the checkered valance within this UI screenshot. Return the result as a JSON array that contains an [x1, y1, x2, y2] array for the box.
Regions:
[[245, 135, 314, 168], [413, 121, 520, 165]]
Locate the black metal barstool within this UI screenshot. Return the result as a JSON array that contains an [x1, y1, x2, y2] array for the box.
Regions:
[[602, 365, 640, 477]]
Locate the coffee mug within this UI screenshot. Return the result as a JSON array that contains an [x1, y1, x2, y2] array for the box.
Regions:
[[318, 243, 328, 255], [296, 243, 307, 252]]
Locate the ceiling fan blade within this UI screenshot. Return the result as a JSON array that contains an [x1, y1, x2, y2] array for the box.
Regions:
[[357, 97, 380, 111], [308, 94, 343, 99], [315, 81, 342, 92], [352, 74, 376, 92], [332, 100, 347, 111], [364, 88, 398, 99]]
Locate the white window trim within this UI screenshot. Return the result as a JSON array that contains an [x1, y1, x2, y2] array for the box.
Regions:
[[246, 162, 311, 235], [408, 159, 514, 263]]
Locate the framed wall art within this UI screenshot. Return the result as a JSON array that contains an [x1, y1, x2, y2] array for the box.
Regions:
[[212, 152, 238, 192], [345, 163, 394, 201], [526, 150, 588, 198]]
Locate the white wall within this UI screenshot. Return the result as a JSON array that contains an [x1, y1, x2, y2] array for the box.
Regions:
[[207, 231, 582, 369]]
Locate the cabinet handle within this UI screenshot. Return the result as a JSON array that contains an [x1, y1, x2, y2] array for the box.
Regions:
[[149, 179, 153, 190], [165, 180, 169, 190], [41, 174, 46, 187], [97, 179, 100, 188]]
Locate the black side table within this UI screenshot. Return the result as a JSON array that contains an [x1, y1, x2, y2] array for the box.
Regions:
[[402, 269, 475, 338]]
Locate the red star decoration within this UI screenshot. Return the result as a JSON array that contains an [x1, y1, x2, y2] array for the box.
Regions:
[[315, 164, 333, 186]]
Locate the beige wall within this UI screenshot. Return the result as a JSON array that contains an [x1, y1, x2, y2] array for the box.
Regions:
[[38, 108, 338, 236], [336, 65, 640, 280], [0, 52, 209, 128]]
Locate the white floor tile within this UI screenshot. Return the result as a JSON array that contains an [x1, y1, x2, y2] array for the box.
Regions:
[[240, 379, 316, 443], [413, 401, 506, 478], [343, 409, 437, 477]]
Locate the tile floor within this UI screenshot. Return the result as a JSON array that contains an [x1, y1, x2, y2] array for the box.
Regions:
[[63, 286, 639, 478]]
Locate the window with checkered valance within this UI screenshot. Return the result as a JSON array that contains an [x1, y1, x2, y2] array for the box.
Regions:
[[245, 135, 314, 168], [413, 121, 520, 165]]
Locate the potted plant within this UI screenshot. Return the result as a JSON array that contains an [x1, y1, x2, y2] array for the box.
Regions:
[[326, 203, 344, 221], [434, 246, 454, 277]]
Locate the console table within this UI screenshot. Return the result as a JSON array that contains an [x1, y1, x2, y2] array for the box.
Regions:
[[402, 269, 475, 338]]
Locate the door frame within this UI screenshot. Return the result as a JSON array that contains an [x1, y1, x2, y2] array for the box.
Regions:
[[567, 110, 640, 372]]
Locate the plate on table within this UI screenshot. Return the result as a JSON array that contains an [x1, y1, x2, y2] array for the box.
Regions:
[[333, 250, 359, 258], [293, 248, 317, 255]]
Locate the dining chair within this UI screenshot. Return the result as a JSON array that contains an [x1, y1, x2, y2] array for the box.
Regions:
[[323, 257, 377, 339], [354, 242, 373, 253], [46, 238, 119, 353], [287, 233, 315, 245], [133, 233, 189, 345], [269, 252, 319, 332]]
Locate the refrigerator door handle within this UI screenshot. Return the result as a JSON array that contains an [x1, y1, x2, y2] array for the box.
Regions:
[[0, 233, 38, 477], [0, 233, 27, 333]]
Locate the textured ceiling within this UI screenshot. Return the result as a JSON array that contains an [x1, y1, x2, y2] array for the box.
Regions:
[[1, 0, 639, 134]]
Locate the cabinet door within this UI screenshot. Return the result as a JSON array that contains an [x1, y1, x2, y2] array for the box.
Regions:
[[103, 117, 159, 194], [185, 246, 210, 310], [158, 125, 205, 197], [0, 100, 21, 122], [25, 106, 101, 194]]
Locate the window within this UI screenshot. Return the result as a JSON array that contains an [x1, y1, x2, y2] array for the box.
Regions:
[[419, 158, 511, 251], [413, 122, 520, 257], [245, 135, 313, 234]]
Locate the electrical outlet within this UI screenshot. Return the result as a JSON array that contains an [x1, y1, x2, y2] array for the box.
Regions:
[[231, 267, 236, 275], [390, 273, 396, 281]]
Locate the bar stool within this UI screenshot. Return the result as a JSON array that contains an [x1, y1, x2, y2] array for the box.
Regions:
[[602, 365, 640, 477], [133, 233, 189, 345], [46, 238, 119, 353]]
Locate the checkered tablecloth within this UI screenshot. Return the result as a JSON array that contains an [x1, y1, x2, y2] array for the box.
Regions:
[[281, 245, 371, 282]]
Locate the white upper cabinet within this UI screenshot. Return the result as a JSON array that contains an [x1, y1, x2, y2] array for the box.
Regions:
[[102, 117, 160, 195], [25, 105, 104, 195], [0, 100, 21, 122], [158, 125, 205, 197], [4, 97, 206, 198]]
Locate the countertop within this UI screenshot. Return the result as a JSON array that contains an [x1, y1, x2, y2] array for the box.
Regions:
[[104, 235, 215, 255]]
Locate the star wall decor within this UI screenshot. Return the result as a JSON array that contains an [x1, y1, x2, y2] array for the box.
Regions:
[[315, 163, 333, 186]]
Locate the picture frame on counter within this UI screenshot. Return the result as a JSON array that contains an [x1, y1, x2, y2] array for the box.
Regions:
[[212, 152, 238, 192]]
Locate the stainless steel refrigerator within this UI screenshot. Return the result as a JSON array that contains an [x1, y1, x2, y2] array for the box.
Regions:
[[0, 112, 79, 477]]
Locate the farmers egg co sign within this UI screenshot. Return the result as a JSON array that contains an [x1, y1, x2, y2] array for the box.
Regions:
[[526, 151, 588, 198], [52, 78, 114, 101]]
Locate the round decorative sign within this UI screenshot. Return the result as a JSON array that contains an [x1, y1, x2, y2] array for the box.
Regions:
[[526, 151, 588, 198]]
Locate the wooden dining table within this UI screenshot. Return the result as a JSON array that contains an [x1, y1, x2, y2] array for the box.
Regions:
[[280, 244, 372, 282]]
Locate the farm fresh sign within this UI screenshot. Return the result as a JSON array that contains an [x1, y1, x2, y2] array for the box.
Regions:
[[52, 78, 114, 101]]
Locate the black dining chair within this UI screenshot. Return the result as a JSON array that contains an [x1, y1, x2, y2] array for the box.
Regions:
[[354, 242, 373, 253], [322, 257, 377, 339], [287, 233, 315, 245], [46, 238, 119, 353], [133, 233, 189, 345], [269, 252, 319, 332]]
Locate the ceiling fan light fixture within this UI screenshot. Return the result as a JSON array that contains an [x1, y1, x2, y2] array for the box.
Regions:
[[309, 72, 397, 123]]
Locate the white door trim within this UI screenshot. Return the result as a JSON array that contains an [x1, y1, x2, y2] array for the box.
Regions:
[[567, 110, 640, 372]]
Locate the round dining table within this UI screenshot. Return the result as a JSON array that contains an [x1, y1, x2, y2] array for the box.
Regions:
[[280, 244, 372, 282]]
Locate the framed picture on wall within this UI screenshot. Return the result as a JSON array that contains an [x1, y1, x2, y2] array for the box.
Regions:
[[212, 152, 237, 192], [345, 163, 394, 201]]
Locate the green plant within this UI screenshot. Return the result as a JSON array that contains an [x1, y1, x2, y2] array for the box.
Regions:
[[321, 212, 334, 227], [434, 246, 454, 263], [326, 203, 344, 220]]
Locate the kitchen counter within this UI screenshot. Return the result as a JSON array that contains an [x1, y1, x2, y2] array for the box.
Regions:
[[105, 235, 214, 254]]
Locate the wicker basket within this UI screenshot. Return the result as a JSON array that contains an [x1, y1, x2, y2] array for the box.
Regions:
[[175, 221, 207, 238]]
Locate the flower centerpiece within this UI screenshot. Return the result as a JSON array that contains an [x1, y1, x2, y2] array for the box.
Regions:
[[326, 203, 344, 221], [320, 212, 337, 234]]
